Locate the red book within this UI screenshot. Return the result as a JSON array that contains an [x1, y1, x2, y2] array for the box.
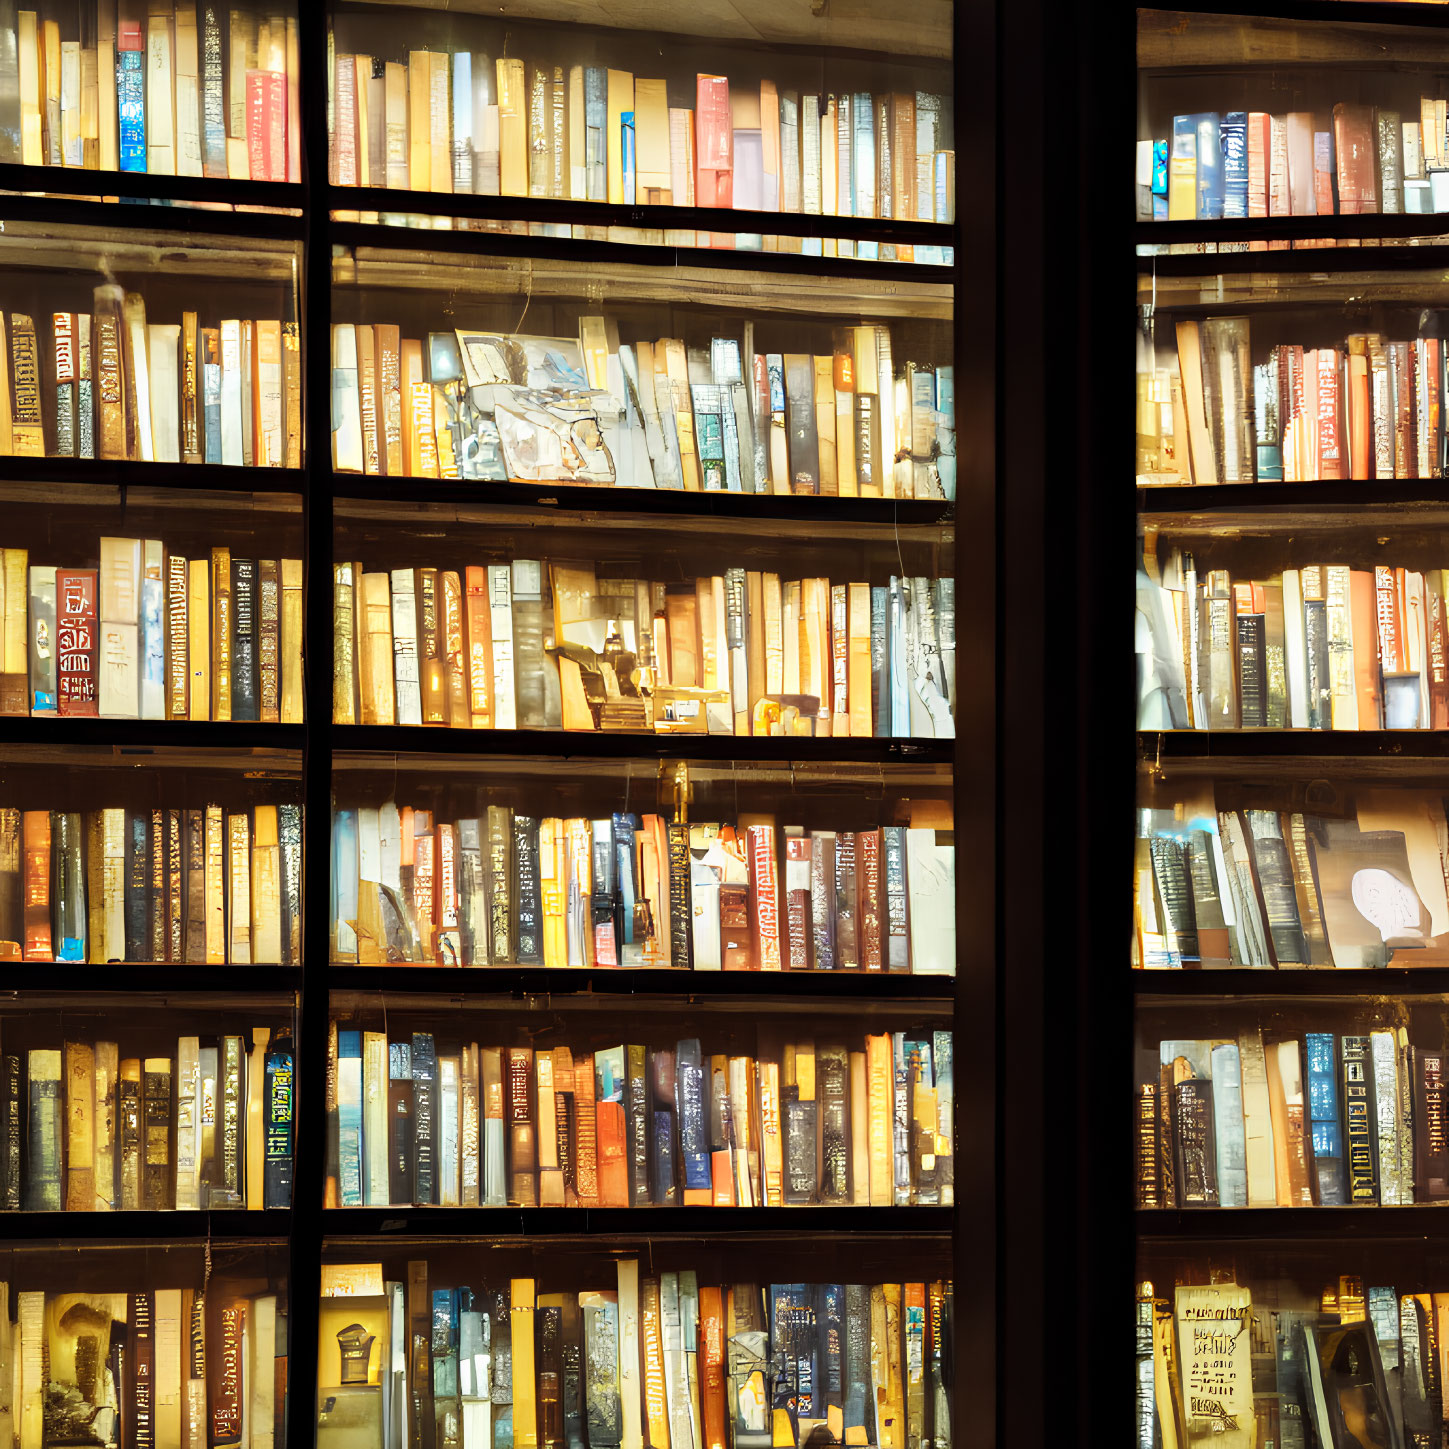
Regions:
[[22, 810, 50, 960], [412, 809, 434, 960], [595, 1098, 629, 1206], [1317, 347, 1343, 480], [56, 568, 99, 717], [746, 824, 781, 971], [1333, 103, 1378, 214], [695, 74, 733, 208], [247, 69, 287, 183], [1375, 564, 1405, 675], [710, 1147, 735, 1206], [784, 829, 811, 971]]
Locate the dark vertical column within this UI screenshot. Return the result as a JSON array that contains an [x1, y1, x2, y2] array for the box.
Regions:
[[286, 3, 334, 1445]]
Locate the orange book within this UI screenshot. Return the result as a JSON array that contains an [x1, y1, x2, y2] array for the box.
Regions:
[[22, 810, 51, 960], [464, 565, 492, 729], [699, 1287, 727, 1449], [596, 1098, 629, 1207], [1346, 339, 1370, 481], [1349, 568, 1384, 729], [711, 1148, 735, 1206]]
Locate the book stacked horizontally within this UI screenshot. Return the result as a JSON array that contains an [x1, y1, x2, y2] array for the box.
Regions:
[[333, 563, 954, 740], [326, 1027, 951, 1210], [318, 1264, 952, 1449], [3, 1282, 286, 1449], [0, 539, 304, 720], [330, 51, 955, 225], [1140, 1278, 1430, 1448], [0, 4, 298, 180], [0, 299, 301, 466], [330, 321, 955, 501], [1139, 318, 1449, 486], [1136, 546, 1449, 733], [332, 804, 954, 976], [0, 803, 303, 965], [1139, 104, 1449, 222], [4, 1028, 292, 1211]]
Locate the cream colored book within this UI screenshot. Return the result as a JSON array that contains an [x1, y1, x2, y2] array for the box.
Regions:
[[251, 805, 281, 964], [228, 7, 252, 141], [187, 556, 209, 719], [246, 1026, 268, 1208], [175, 1036, 201, 1211], [408, 50, 430, 189], [146, 14, 175, 174], [204, 805, 224, 964], [220, 319, 244, 465], [101, 808, 126, 963], [255, 319, 283, 466], [429, 49, 451, 193], [228, 811, 251, 963], [385, 59, 408, 188], [617, 1259, 643, 1449], [148, 324, 181, 464], [496, 56, 526, 196], [174, 7, 201, 175], [154, 1288, 184, 1449], [59, 39, 80, 165], [99, 536, 141, 719], [18, 11, 41, 165], [280, 558, 303, 723]]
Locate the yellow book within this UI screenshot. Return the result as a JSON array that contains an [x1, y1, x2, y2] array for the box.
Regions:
[[408, 50, 430, 189], [254, 319, 283, 466], [634, 77, 670, 203], [1168, 151, 1195, 221], [204, 804, 224, 965], [358, 571, 396, 726], [539, 817, 567, 969], [663, 340, 701, 490], [496, 57, 526, 197], [94, 1039, 118, 1209], [41, 19, 58, 165], [18, 11, 42, 166], [606, 69, 633, 204], [65, 1040, 95, 1212], [813, 356, 837, 495], [251, 805, 281, 964], [228, 812, 250, 963], [187, 556, 209, 720], [353, 54, 371, 187], [850, 1050, 869, 1205], [429, 50, 451, 194], [246, 1026, 269, 1208], [211, 546, 231, 720], [866, 1034, 892, 1205], [280, 558, 303, 723], [511, 1279, 538, 1449]]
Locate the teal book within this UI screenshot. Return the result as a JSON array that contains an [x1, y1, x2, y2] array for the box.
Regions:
[[1209, 1040, 1247, 1207], [1305, 1032, 1346, 1205], [337, 1030, 363, 1207]]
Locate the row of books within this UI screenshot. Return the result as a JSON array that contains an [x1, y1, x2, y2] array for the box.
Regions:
[[332, 803, 955, 976], [1, 1281, 286, 1449], [1144, 318, 1449, 487], [1138, 1275, 1437, 1449], [329, 51, 955, 225], [0, 4, 298, 180], [1138, 1025, 1446, 1209], [318, 1262, 951, 1449], [1139, 102, 1449, 221], [1135, 549, 1449, 733], [0, 539, 304, 720], [4, 1027, 293, 1212], [326, 1026, 952, 1211], [330, 321, 955, 501], [0, 298, 301, 466], [0, 803, 304, 965], [1135, 787, 1449, 970], [333, 563, 955, 741]]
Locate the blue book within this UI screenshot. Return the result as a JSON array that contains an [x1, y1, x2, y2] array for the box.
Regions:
[[1222, 112, 1248, 219], [116, 22, 146, 174], [141, 572, 164, 716], [675, 1040, 710, 1193], [263, 1038, 295, 1209], [935, 366, 956, 502], [433, 1288, 458, 1351], [203, 336, 221, 463], [584, 68, 607, 201], [334, 809, 358, 959], [1190, 112, 1224, 220], [652, 1109, 674, 1203], [1209, 1041, 1247, 1207], [621, 111, 635, 205], [852, 93, 875, 218], [1305, 1032, 1346, 1205], [337, 1030, 363, 1207], [1152, 139, 1169, 197]]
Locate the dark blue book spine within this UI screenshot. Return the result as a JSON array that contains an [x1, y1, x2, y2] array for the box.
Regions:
[[263, 1039, 294, 1208], [514, 814, 543, 965], [231, 559, 258, 722], [652, 1109, 674, 1204], [126, 808, 149, 961], [1306, 1031, 1346, 1206], [1190, 112, 1225, 220], [677, 1043, 709, 1192], [1222, 112, 1248, 219]]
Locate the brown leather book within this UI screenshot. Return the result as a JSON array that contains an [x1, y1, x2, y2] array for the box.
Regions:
[[257, 559, 280, 723], [508, 1045, 537, 1206]]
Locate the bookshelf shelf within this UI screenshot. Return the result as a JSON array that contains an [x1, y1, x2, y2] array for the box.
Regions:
[[1138, 480, 1449, 518], [0, 719, 305, 750], [0, 1209, 292, 1241], [333, 725, 952, 764], [1134, 968, 1449, 997], [0, 966, 304, 995], [0, 162, 302, 210], [328, 964, 955, 1003], [0, 189, 306, 243], [0, 457, 307, 494], [1138, 1207, 1449, 1241], [1137, 237, 1449, 279], [1139, 729, 1449, 761], [320, 1206, 954, 1237], [332, 475, 953, 529]]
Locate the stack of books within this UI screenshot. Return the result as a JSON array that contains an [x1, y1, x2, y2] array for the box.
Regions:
[[330, 320, 955, 501], [318, 1262, 952, 1449], [3, 1026, 293, 1210], [333, 561, 954, 740], [0, 802, 304, 965], [326, 1025, 952, 1209], [0, 4, 298, 180], [1140, 1025, 1446, 1208], [0, 538, 304, 721], [2, 1278, 287, 1449], [0, 301, 301, 466], [332, 802, 954, 976], [329, 48, 955, 224]]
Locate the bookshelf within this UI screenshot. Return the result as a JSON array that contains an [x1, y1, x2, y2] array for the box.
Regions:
[[0, 2, 971, 1448], [1127, 1, 1449, 1440]]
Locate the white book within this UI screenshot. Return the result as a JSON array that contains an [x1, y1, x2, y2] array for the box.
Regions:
[[905, 828, 954, 974], [482, 1048, 505, 1206], [689, 856, 721, 970], [357, 806, 381, 883], [331, 323, 363, 471], [389, 1282, 408, 1448], [1371, 1028, 1401, 1205], [661, 1274, 693, 1449], [98, 536, 141, 719], [148, 324, 181, 463], [174, 6, 201, 176], [220, 319, 244, 466], [439, 1055, 460, 1206], [616, 1258, 643, 1449], [1237, 1030, 1276, 1207], [363, 1030, 389, 1206], [154, 1288, 184, 1449], [146, 14, 176, 174], [60, 40, 81, 165], [470, 53, 494, 191], [1281, 568, 1309, 728], [487, 563, 515, 729], [452, 52, 473, 191], [101, 808, 126, 962], [247, 1295, 276, 1449], [175, 1036, 201, 1210], [390, 568, 422, 725]]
